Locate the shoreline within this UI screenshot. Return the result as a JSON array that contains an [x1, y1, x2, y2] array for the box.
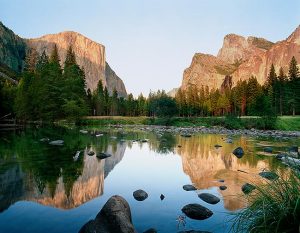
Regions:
[[96, 124, 300, 139]]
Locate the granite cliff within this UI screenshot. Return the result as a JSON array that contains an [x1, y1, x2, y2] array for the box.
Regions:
[[181, 25, 300, 90], [0, 22, 127, 97]]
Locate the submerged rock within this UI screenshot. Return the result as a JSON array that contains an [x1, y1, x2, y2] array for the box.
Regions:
[[78, 195, 137, 233], [242, 183, 255, 194], [183, 184, 197, 191], [178, 231, 212, 233], [49, 140, 64, 146], [259, 171, 279, 180], [143, 228, 157, 233], [88, 151, 95, 156], [232, 147, 244, 158], [198, 193, 220, 204], [263, 147, 273, 153], [79, 130, 88, 134], [218, 179, 225, 183], [214, 144, 222, 148], [181, 204, 213, 220], [181, 134, 192, 138], [219, 186, 227, 190], [96, 152, 112, 159], [133, 189, 148, 201]]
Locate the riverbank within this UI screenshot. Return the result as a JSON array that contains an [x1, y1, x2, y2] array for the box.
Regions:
[[78, 116, 300, 131]]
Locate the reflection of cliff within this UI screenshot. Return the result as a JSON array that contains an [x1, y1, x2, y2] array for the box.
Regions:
[[0, 143, 126, 210], [177, 135, 268, 211], [0, 164, 24, 212]]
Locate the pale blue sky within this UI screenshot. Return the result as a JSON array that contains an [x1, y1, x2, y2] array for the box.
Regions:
[[1, 0, 300, 96]]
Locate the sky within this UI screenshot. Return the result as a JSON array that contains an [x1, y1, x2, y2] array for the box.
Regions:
[[1, 0, 300, 96]]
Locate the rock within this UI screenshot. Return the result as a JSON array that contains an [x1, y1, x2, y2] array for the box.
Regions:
[[232, 147, 244, 158], [276, 153, 286, 160], [181, 204, 213, 220], [140, 139, 148, 143], [178, 231, 211, 233], [96, 134, 104, 137], [263, 147, 273, 153], [183, 184, 197, 191], [178, 145, 182, 148], [73, 151, 80, 161], [96, 152, 112, 159], [218, 179, 225, 183], [78, 195, 137, 233], [219, 186, 227, 190], [259, 171, 279, 180], [288, 146, 299, 153], [111, 136, 117, 139], [282, 157, 300, 166], [80, 130, 88, 134], [225, 138, 233, 143], [49, 140, 64, 146], [143, 228, 157, 233], [133, 189, 148, 201], [198, 193, 220, 204], [160, 194, 165, 200], [40, 138, 49, 142], [88, 151, 95, 156], [181, 134, 192, 138], [214, 144, 222, 148], [242, 183, 255, 194]]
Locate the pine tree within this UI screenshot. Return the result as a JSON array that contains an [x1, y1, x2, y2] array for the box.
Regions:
[[288, 56, 300, 116], [36, 51, 49, 73], [64, 45, 76, 69], [24, 48, 38, 73]]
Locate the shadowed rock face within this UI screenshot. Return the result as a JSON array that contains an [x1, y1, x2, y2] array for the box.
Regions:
[[0, 22, 127, 97], [79, 195, 137, 233], [181, 25, 300, 90]]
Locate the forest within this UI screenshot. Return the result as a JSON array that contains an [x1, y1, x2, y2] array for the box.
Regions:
[[0, 44, 300, 121]]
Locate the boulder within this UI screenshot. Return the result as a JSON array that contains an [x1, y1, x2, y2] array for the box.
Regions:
[[78, 195, 137, 233], [181, 204, 213, 220], [259, 171, 279, 180], [160, 194, 165, 200], [183, 184, 197, 191], [198, 193, 220, 204], [232, 147, 244, 158], [49, 140, 64, 146], [133, 189, 148, 201], [96, 152, 112, 159], [241, 183, 255, 194]]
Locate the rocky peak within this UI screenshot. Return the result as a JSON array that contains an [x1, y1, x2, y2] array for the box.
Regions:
[[217, 33, 270, 64], [0, 22, 127, 97], [287, 25, 300, 44]]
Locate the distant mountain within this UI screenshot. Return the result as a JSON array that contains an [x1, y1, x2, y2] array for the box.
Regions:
[[0, 22, 127, 97], [181, 25, 300, 90]]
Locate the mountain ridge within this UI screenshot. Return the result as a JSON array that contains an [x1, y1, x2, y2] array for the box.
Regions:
[[181, 25, 300, 91], [0, 22, 127, 97]]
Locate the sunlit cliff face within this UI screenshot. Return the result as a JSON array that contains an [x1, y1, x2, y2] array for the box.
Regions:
[[176, 134, 269, 211]]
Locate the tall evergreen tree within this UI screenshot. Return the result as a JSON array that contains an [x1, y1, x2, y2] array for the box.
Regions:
[[288, 56, 300, 115]]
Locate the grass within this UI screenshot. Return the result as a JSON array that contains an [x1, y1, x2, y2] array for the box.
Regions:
[[231, 171, 300, 233], [77, 116, 300, 131], [275, 116, 300, 131]]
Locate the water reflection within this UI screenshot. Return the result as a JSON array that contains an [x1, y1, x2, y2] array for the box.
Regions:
[[176, 134, 283, 210], [0, 127, 295, 233], [0, 128, 126, 210]]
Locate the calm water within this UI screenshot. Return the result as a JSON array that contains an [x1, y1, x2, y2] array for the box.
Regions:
[[0, 127, 298, 233]]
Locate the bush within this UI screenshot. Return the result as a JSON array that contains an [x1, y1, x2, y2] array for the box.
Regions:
[[232, 171, 300, 233]]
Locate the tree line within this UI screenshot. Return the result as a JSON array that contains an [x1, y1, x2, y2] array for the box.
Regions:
[[0, 47, 299, 120]]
